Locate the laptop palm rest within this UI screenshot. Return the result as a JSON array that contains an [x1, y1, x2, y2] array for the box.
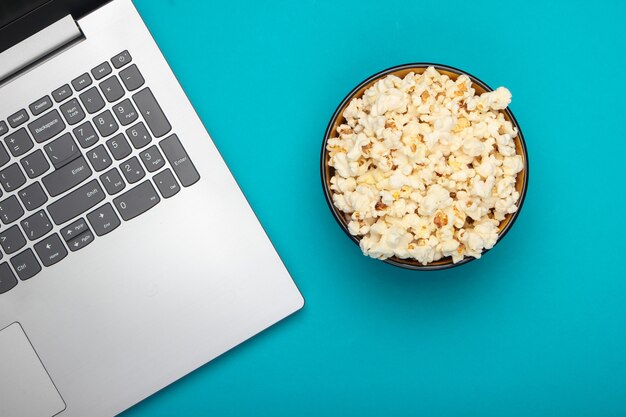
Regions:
[[0, 323, 65, 417]]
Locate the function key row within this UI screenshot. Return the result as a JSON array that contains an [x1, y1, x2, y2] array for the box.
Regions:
[[0, 51, 133, 138]]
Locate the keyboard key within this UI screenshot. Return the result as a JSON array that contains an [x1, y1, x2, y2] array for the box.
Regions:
[[71, 72, 92, 92], [93, 110, 119, 137], [44, 133, 80, 169], [153, 168, 180, 199], [10, 248, 41, 281], [60, 98, 86, 125], [34, 234, 67, 267], [0, 143, 9, 168], [29, 95, 53, 116], [79, 87, 105, 114], [0, 195, 24, 224], [20, 150, 50, 178], [0, 263, 18, 294], [139, 145, 165, 172], [8, 109, 29, 128], [99, 76, 124, 103], [73, 121, 99, 148], [160, 135, 200, 187], [106, 133, 132, 160], [0, 121, 8, 137], [0, 225, 27, 254], [113, 180, 160, 221], [112, 99, 138, 126], [4, 128, 33, 157], [28, 109, 66, 143], [61, 218, 89, 241], [52, 84, 72, 103], [21, 210, 52, 241], [120, 156, 145, 184], [91, 62, 112, 80], [42, 156, 92, 197], [100, 168, 126, 195], [18, 182, 48, 211], [119, 64, 145, 91], [0, 163, 26, 192], [126, 122, 151, 149], [68, 230, 94, 252], [86, 144, 112, 172], [132, 88, 171, 138], [111, 50, 132, 69], [87, 203, 120, 236], [47, 179, 105, 225]]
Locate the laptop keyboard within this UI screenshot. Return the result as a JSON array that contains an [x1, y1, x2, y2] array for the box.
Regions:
[[0, 50, 200, 294]]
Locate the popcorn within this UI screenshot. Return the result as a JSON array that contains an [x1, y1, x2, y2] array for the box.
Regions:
[[327, 67, 524, 265]]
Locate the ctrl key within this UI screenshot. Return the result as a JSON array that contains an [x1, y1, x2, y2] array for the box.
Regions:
[[10, 248, 41, 281], [0, 263, 18, 294]]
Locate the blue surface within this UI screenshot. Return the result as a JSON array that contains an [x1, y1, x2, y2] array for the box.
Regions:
[[123, 1, 626, 416]]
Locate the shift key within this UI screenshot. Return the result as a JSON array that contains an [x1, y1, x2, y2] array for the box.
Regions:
[[42, 156, 92, 197], [48, 180, 105, 225]]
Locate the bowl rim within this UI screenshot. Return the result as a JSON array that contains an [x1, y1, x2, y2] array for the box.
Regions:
[[320, 62, 529, 271]]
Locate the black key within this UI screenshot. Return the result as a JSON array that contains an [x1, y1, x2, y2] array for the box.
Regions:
[[79, 87, 105, 114], [61, 218, 89, 241], [60, 98, 86, 126], [93, 110, 119, 137], [34, 234, 67, 267], [132, 88, 171, 138], [4, 128, 33, 157], [18, 182, 48, 211], [126, 122, 151, 149], [112, 99, 138, 126], [29, 95, 53, 116], [0, 143, 9, 168], [11, 248, 41, 281], [119, 64, 145, 91], [87, 203, 120, 236], [113, 180, 160, 221], [99, 76, 125, 103], [86, 144, 112, 172], [44, 132, 80, 169], [73, 121, 99, 148], [160, 135, 200, 187], [100, 167, 126, 195], [0, 121, 8, 137], [111, 50, 132, 68], [153, 168, 180, 199], [68, 230, 94, 252], [71, 72, 92, 92], [0, 225, 26, 254], [52, 84, 72, 103], [139, 145, 165, 172], [0, 263, 18, 294], [91, 62, 112, 80], [120, 156, 145, 184], [8, 109, 29, 128], [106, 133, 132, 160], [21, 210, 52, 241], [42, 156, 91, 197], [0, 163, 26, 192], [47, 179, 105, 225], [21, 150, 50, 179], [28, 109, 66, 143], [0, 195, 24, 224]]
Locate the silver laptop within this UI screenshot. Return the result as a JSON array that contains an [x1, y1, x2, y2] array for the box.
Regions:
[[0, 1, 304, 416]]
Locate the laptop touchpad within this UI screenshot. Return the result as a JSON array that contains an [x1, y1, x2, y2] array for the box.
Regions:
[[0, 323, 65, 417]]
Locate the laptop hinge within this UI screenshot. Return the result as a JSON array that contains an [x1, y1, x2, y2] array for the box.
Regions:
[[0, 15, 83, 84]]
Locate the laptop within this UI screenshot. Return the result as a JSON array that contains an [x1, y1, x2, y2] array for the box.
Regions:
[[0, 1, 304, 416]]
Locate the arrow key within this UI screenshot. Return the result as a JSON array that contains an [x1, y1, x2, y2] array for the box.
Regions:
[[87, 203, 120, 237], [34, 233, 67, 267], [60, 218, 90, 242], [68, 230, 94, 252]]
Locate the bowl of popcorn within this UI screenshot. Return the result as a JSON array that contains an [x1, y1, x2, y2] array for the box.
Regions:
[[321, 63, 528, 270]]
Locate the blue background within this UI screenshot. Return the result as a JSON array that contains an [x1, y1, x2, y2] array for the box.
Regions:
[[123, 1, 626, 416]]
